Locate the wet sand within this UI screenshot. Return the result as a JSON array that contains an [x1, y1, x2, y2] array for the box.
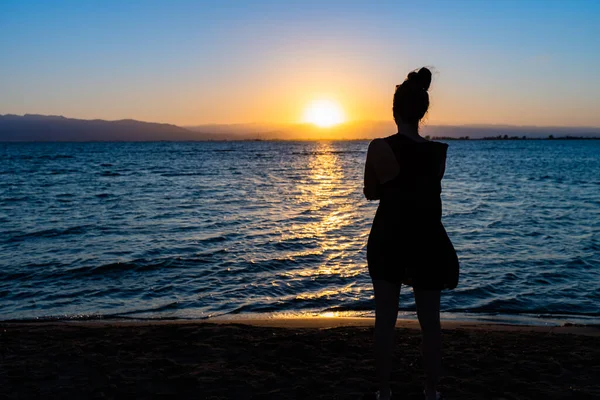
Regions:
[[1, 318, 598, 399]]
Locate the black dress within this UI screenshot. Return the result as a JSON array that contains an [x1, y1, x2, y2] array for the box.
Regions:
[[367, 134, 459, 290]]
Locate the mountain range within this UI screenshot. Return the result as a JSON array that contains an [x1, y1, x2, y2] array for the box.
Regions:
[[1, 114, 599, 141]]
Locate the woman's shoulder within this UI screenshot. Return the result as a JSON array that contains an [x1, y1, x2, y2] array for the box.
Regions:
[[368, 136, 394, 153], [369, 134, 448, 151], [369, 135, 396, 145], [427, 140, 449, 160], [367, 137, 398, 169], [428, 140, 449, 149], [382, 133, 447, 147]]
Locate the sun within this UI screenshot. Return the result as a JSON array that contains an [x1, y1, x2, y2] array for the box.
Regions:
[[302, 99, 346, 128]]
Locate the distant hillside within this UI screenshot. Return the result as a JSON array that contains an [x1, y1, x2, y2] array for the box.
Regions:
[[0, 114, 216, 141], [2, 114, 599, 141]]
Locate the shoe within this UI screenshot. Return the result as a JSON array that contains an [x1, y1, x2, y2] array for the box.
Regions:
[[424, 390, 443, 399], [376, 390, 392, 400]]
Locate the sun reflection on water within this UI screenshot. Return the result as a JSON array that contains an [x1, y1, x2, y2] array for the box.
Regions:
[[277, 142, 368, 309]]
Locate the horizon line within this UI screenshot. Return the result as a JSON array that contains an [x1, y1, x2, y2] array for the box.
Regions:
[[3, 113, 600, 131]]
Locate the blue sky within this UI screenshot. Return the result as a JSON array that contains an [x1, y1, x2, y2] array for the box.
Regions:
[[1, 0, 599, 126]]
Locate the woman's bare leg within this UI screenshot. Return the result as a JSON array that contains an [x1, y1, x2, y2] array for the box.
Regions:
[[373, 279, 401, 399], [414, 289, 441, 399]]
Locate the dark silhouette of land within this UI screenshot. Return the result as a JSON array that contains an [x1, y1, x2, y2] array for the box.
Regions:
[[2, 114, 600, 141], [429, 135, 600, 141], [0, 114, 215, 141]]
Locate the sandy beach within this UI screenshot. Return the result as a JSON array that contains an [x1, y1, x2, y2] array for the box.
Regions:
[[0, 318, 598, 399]]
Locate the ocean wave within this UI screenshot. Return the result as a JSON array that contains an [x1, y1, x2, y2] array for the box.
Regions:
[[1, 196, 30, 203], [6, 154, 74, 160], [8, 225, 92, 242], [72, 258, 191, 276], [111, 301, 184, 316], [26, 254, 233, 281], [160, 172, 206, 177], [38, 155, 74, 160], [49, 169, 76, 175], [448, 304, 600, 317]]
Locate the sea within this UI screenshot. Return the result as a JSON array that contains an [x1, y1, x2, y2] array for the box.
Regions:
[[1, 140, 599, 325]]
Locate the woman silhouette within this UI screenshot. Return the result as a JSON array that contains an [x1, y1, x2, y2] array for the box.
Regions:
[[363, 67, 459, 400]]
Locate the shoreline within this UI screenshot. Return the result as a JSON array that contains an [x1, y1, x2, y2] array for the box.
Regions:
[[3, 316, 599, 336], [3, 308, 600, 328]]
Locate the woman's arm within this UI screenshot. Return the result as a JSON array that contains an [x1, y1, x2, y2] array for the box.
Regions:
[[439, 145, 448, 179], [364, 139, 400, 200], [364, 141, 380, 200]]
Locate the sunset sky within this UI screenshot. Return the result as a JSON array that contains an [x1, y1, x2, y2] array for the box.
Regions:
[[1, 0, 599, 127]]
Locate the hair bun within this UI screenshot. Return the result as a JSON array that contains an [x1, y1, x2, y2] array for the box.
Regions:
[[393, 67, 432, 124], [407, 67, 432, 91]]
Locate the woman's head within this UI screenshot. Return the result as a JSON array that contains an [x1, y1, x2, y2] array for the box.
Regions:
[[393, 67, 432, 127]]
